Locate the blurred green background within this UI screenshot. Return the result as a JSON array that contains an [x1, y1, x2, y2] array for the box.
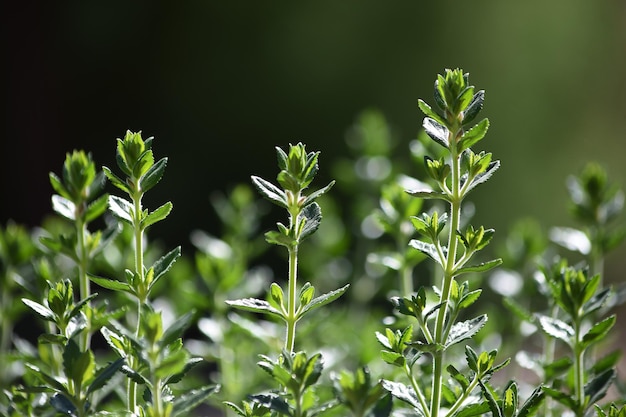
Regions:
[[3, 1, 626, 278]]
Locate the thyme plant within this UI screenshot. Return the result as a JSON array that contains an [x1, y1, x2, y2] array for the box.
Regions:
[[376, 69, 533, 417], [91, 131, 218, 417], [226, 143, 348, 417], [1, 70, 625, 417]]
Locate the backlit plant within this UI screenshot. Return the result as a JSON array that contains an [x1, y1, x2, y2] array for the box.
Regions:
[[1, 70, 624, 417]]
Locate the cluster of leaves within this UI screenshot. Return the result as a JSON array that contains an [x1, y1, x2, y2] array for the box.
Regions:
[[1, 71, 625, 417], [3, 132, 218, 417]]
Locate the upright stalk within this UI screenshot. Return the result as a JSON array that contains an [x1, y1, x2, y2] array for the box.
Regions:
[[573, 318, 585, 417], [285, 245, 299, 353], [128, 193, 144, 415], [542, 305, 558, 417], [431, 130, 462, 417], [385, 70, 501, 417], [76, 216, 91, 351]]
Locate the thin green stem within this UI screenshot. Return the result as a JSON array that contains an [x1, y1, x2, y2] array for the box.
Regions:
[[542, 305, 558, 417], [431, 137, 462, 417], [573, 318, 585, 417], [398, 236, 414, 296], [127, 191, 145, 415], [76, 216, 91, 352], [285, 245, 299, 353], [405, 363, 431, 417], [445, 376, 479, 417]]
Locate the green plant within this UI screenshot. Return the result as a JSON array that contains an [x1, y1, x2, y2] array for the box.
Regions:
[[225, 143, 349, 416], [2, 70, 625, 417], [90, 131, 218, 417], [376, 68, 547, 417]]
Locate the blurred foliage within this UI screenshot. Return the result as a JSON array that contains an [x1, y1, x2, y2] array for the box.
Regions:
[[4, 1, 626, 273], [3, 2, 626, 414]]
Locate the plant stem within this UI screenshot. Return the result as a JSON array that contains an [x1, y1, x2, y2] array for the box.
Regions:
[[405, 363, 430, 417], [128, 192, 145, 415], [285, 245, 299, 353], [543, 305, 558, 417], [431, 135, 462, 417], [446, 376, 479, 417], [76, 216, 91, 351], [573, 318, 585, 417]]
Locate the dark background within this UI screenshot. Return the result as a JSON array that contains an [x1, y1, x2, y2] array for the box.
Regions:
[[3, 1, 626, 277]]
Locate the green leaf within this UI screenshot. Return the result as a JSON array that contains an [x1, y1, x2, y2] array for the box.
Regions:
[[251, 176, 287, 208], [406, 189, 449, 201], [442, 384, 458, 404], [380, 350, 405, 367], [68, 292, 98, 319], [89, 275, 132, 294], [161, 311, 195, 348], [141, 202, 173, 229], [172, 385, 220, 416], [464, 160, 500, 194], [269, 282, 285, 311], [87, 358, 124, 395], [375, 331, 393, 350], [225, 298, 284, 319], [298, 284, 349, 318], [543, 356, 573, 380], [250, 393, 292, 416], [458, 289, 482, 309], [165, 357, 203, 385], [301, 180, 335, 207], [51, 195, 76, 220], [542, 387, 577, 409], [445, 315, 487, 348], [63, 339, 95, 388], [462, 90, 485, 125], [478, 379, 503, 417], [25, 364, 67, 393], [590, 350, 621, 375], [537, 315, 574, 346], [140, 157, 167, 193], [447, 365, 469, 391], [409, 239, 444, 267], [455, 402, 492, 417], [85, 194, 109, 223], [585, 369, 616, 406], [149, 246, 181, 290], [423, 117, 450, 149], [49, 172, 70, 199], [121, 364, 148, 385], [265, 230, 296, 248], [299, 202, 322, 241], [155, 348, 188, 379], [22, 298, 54, 321], [418, 99, 446, 126], [381, 380, 421, 410], [583, 288, 612, 317], [503, 382, 518, 417], [50, 393, 77, 415], [108, 195, 134, 224], [458, 118, 489, 153], [517, 385, 545, 417], [582, 315, 616, 349], [465, 345, 479, 372], [503, 297, 534, 322], [299, 283, 315, 307], [103, 166, 130, 194], [39, 333, 68, 345], [455, 259, 503, 276]]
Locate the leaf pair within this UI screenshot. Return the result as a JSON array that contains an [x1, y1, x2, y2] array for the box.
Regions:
[[90, 246, 180, 302], [226, 282, 349, 325]]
